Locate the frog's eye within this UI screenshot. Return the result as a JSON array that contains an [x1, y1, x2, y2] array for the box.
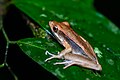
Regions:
[[53, 26, 58, 32]]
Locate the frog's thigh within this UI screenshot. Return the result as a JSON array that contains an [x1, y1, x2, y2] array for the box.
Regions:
[[64, 61, 89, 69], [63, 61, 80, 69], [54, 60, 73, 65]]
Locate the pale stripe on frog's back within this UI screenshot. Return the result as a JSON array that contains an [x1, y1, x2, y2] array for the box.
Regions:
[[59, 22, 97, 61]]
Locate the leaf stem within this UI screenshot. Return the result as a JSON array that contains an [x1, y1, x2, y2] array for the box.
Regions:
[[1, 27, 18, 80], [2, 27, 9, 42], [5, 63, 18, 80], [0, 1, 18, 79], [3, 42, 9, 63]]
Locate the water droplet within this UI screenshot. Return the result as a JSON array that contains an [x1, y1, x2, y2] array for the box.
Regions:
[[27, 41, 32, 44], [42, 7, 46, 10], [64, 16, 69, 20], [94, 47, 103, 58], [50, 11, 66, 19], [19, 44, 22, 46], [88, 33, 93, 37], [38, 60, 44, 65], [96, 12, 104, 18], [37, 56, 41, 59], [106, 47, 115, 53], [106, 48, 110, 50], [107, 59, 114, 65], [86, 78, 90, 80], [55, 68, 64, 78], [39, 14, 47, 17], [108, 22, 119, 34], [35, 40, 41, 44], [26, 50, 31, 56], [56, 14, 64, 19], [102, 44, 106, 48], [52, 72, 57, 76], [46, 42, 55, 47], [70, 21, 77, 26]]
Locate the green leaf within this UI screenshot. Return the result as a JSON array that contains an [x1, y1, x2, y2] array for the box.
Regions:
[[13, 0, 120, 80], [17, 38, 101, 80]]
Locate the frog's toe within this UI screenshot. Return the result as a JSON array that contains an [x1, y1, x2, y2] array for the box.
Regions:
[[45, 55, 59, 62], [45, 51, 63, 62], [45, 51, 54, 56], [45, 57, 54, 62]]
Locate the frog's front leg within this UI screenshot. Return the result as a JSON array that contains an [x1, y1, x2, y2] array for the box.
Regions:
[[45, 47, 71, 62]]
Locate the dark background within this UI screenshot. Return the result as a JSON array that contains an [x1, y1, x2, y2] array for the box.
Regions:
[[0, 0, 120, 80], [94, 0, 120, 28]]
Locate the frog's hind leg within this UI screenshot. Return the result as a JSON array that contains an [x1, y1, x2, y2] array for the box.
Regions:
[[54, 60, 73, 65], [63, 62, 77, 69], [54, 60, 76, 69]]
